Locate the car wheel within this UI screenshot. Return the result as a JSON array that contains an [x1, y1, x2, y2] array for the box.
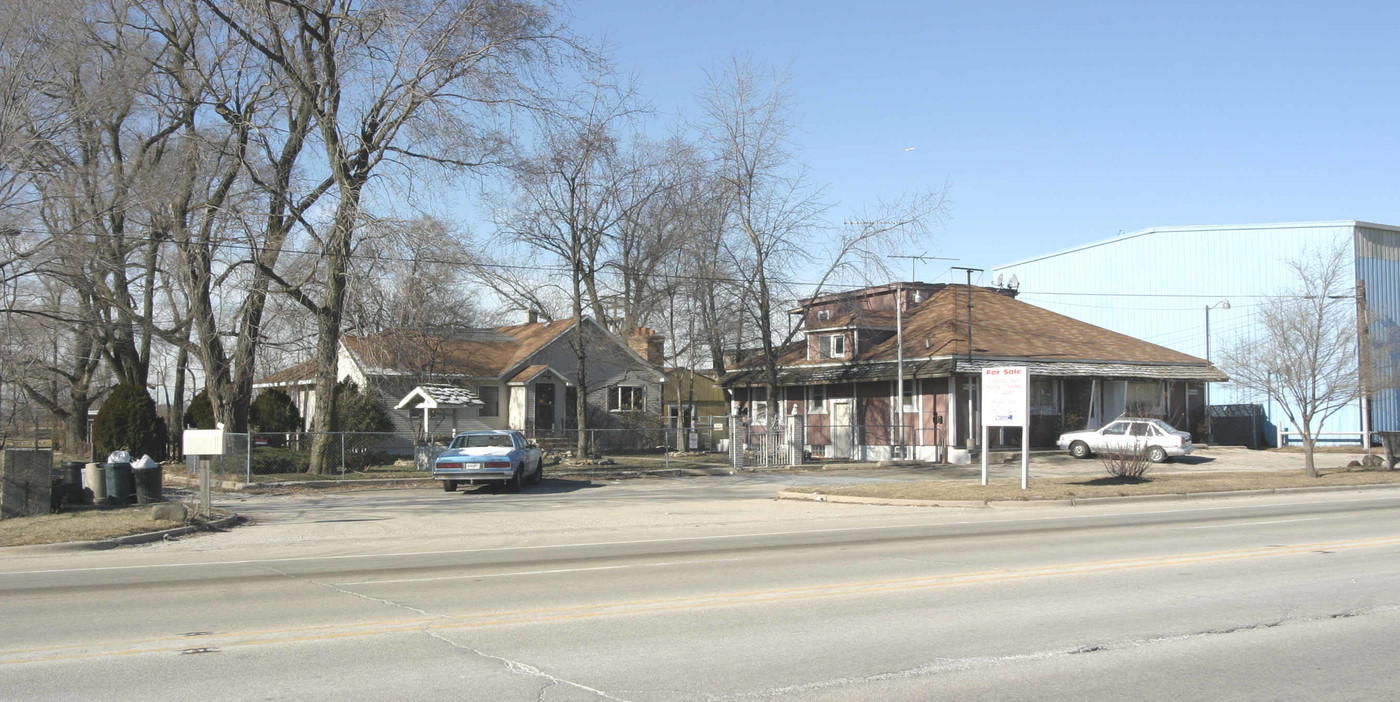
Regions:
[[1069, 441, 1091, 459], [527, 458, 543, 485], [442, 480, 457, 492], [1147, 446, 1168, 463], [504, 465, 523, 493]]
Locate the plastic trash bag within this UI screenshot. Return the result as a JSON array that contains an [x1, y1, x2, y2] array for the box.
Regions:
[[132, 455, 159, 470], [107, 450, 133, 464]]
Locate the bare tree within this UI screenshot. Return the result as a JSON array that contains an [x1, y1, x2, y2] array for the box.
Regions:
[[490, 79, 650, 455], [205, 0, 580, 473], [345, 216, 488, 334], [700, 56, 946, 426], [1219, 244, 1365, 477]]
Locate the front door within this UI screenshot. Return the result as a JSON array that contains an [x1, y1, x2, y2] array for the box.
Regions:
[[830, 400, 852, 459], [535, 383, 555, 432]]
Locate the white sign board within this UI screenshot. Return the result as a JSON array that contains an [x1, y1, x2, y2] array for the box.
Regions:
[[183, 429, 227, 456], [982, 366, 1029, 427], [980, 366, 1031, 490]]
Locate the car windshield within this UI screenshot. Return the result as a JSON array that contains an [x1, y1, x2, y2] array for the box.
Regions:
[[451, 434, 514, 449]]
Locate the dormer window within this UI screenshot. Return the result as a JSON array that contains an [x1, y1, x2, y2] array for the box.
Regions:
[[824, 334, 846, 358], [816, 309, 831, 322]]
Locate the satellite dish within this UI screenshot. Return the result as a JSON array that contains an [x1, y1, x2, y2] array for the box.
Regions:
[[1009, 274, 1019, 289], [995, 274, 1004, 287]]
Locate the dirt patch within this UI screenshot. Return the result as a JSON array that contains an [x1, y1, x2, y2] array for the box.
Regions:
[[785, 467, 1400, 502], [0, 507, 189, 547]]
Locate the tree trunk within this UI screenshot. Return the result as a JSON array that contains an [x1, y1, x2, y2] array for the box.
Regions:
[[573, 264, 589, 458], [1302, 433, 1318, 478], [307, 188, 361, 475]]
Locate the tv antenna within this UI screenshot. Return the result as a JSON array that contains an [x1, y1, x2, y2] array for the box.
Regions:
[[890, 253, 957, 282]]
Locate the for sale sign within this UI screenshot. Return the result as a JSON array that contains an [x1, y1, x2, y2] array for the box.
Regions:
[[982, 366, 1028, 427]]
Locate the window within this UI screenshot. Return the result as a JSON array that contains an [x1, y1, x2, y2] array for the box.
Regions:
[[478, 385, 500, 417], [1127, 381, 1163, 414], [816, 309, 831, 322], [823, 334, 846, 358], [609, 385, 645, 412], [1101, 422, 1128, 436], [807, 385, 827, 413], [1030, 379, 1059, 415], [901, 382, 916, 411]]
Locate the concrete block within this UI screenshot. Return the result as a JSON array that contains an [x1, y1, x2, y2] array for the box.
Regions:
[[1, 449, 54, 519], [151, 502, 188, 522]]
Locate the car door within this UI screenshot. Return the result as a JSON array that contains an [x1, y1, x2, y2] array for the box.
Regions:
[[1128, 421, 1156, 452], [1098, 421, 1131, 452]]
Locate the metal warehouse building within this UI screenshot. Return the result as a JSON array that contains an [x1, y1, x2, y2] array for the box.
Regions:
[[993, 220, 1400, 446]]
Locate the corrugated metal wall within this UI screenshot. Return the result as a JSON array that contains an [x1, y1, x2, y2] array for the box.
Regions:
[[1356, 226, 1400, 431], [994, 221, 1377, 437]]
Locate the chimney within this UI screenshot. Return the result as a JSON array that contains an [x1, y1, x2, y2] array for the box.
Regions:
[[627, 327, 665, 366], [525, 309, 539, 324]]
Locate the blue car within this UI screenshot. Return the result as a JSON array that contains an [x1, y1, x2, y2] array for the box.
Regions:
[[434, 430, 544, 493]]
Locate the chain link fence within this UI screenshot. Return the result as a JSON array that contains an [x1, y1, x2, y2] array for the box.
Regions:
[[185, 432, 421, 483]]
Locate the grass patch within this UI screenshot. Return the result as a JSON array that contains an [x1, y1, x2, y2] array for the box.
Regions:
[[786, 467, 1400, 502], [0, 508, 186, 547]]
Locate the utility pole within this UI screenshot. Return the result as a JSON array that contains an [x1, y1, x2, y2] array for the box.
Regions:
[[951, 267, 983, 361], [885, 256, 954, 462]]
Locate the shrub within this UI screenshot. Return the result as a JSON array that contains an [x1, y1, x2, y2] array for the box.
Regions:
[[184, 389, 216, 429], [333, 381, 395, 433], [251, 389, 302, 432], [1098, 441, 1153, 481], [93, 384, 167, 460], [250, 446, 310, 475]]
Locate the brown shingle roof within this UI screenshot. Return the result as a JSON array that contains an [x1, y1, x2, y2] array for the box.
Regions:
[[890, 285, 1207, 364], [725, 284, 1220, 384], [255, 359, 318, 386], [343, 321, 575, 380]]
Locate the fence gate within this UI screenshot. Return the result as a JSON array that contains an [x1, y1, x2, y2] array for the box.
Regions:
[[730, 416, 804, 469], [1209, 404, 1266, 449]]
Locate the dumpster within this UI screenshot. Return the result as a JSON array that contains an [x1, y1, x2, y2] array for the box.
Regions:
[[84, 462, 107, 503], [104, 462, 135, 505], [132, 456, 163, 504]]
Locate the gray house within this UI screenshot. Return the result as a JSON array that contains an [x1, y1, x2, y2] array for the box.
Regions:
[[254, 318, 667, 438]]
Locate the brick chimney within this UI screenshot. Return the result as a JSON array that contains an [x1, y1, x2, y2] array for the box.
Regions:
[[626, 327, 665, 366]]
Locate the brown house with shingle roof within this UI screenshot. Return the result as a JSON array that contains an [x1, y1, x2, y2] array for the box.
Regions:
[[722, 283, 1227, 461], [254, 318, 665, 437]]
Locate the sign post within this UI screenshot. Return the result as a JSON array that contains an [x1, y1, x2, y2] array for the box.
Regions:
[[183, 429, 226, 517], [980, 367, 1031, 489]]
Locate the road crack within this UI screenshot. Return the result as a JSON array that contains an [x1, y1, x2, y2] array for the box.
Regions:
[[255, 565, 442, 619], [713, 604, 1400, 700], [426, 630, 628, 701]]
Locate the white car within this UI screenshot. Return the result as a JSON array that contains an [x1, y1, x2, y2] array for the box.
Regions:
[[1057, 418, 1193, 463]]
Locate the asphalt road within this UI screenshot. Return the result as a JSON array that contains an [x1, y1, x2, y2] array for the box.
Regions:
[[3, 474, 1399, 700]]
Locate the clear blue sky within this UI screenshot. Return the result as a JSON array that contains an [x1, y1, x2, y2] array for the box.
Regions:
[[566, 1, 1400, 285]]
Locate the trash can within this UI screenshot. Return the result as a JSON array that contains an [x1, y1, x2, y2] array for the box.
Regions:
[[61, 461, 88, 505], [133, 465, 163, 504], [84, 462, 107, 503], [104, 462, 135, 505]]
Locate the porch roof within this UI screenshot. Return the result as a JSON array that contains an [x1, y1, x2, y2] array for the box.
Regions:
[[393, 384, 482, 410], [722, 356, 1226, 387]]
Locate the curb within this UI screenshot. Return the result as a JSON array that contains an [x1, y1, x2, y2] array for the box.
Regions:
[[3, 513, 245, 554], [776, 482, 1400, 509]]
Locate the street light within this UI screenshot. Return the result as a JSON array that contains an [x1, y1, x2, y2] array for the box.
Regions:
[[1204, 300, 1230, 363], [1204, 300, 1230, 442]]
